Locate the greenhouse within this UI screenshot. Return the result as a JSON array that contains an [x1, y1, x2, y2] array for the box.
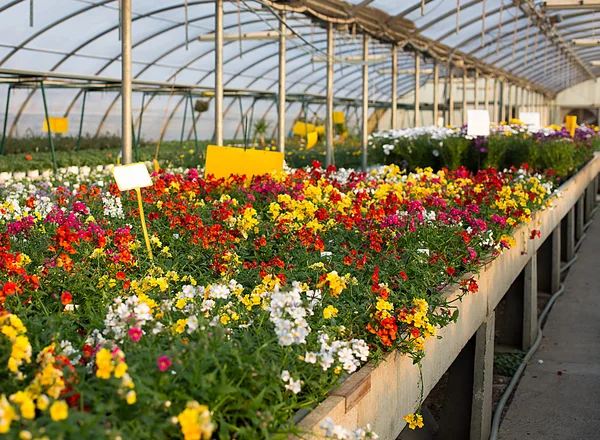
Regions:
[[0, 0, 599, 439]]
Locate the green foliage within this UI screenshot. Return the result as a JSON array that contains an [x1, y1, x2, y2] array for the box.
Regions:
[[494, 351, 526, 377]]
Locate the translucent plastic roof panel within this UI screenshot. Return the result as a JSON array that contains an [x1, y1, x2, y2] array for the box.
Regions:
[[0, 0, 595, 139]]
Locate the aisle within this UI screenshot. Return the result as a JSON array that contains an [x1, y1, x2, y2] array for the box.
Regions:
[[498, 215, 600, 439]]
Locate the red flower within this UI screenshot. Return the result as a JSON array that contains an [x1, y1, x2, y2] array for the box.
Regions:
[[61, 291, 72, 306], [399, 271, 409, 281], [128, 327, 143, 342], [157, 355, 172, 372], [446, 266, 456, 277], [115, 271, 126, 281], [2, 282, 17, 296], [25, 155, 32, 161]]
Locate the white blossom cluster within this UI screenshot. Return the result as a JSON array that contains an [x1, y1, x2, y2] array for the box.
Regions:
[[102, 193, 124, 219], [320, 418, 379, 440], [266, 284, 311, 346], [304, 334, 369, 374], [103, 295, 159, 341], [280, 370, 302, 394]]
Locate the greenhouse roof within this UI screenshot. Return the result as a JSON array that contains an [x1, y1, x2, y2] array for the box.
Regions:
[[0, 0, 596, 139]]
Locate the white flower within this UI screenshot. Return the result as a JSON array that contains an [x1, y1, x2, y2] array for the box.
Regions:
[[285, 378, 302, 394], [187, 315, 199, 333], [280, 370, 291, 382]]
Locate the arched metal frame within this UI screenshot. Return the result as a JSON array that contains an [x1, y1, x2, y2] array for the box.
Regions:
[[0, 0, 597, 139]]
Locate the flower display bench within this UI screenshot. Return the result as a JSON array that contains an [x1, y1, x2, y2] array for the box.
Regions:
[[296, 154, 600, 440]]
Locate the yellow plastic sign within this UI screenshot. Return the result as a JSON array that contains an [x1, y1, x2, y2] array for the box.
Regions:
[[292, 122, 316, 137], [43, 117, 69, 133], [333, 111, 345, 124], [204, 145, 284, 180], [565, 115, 577, 137], [306, 132, 319, 150]]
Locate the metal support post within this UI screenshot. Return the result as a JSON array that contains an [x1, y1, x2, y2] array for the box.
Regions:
[[433, 61, 439, 126], [414, 54, 420, 128], [277, 11, 286, 153], [576, 196, 585, 242], [484, 76, 489, 113], [215, 0, 224, 146], [1, 85, 12, 155], [76, 90, 88, 152], [188, 92, 199, 152], [180, 94, 188, 147], [121, 0, 133, 164], [135, 92, 146, 156], [474, 70, 479, 110], [449, 67, 454, 126], [361, 34, 368, 171], [326, 22, 334, 167], [507, 84, 513, 121], [391, 44, 398, 130], [493, 78, 498, 123], [40, 81, 57, 173], [462, 68, 468, 124]]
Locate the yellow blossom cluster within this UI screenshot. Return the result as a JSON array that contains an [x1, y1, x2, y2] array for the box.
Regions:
[[403, 413, 424, 430], [240, 274, 280, 310], [95, 348, 136, 405], [0, 313, 32, 378], [177, 401, 215, 440], [318, 271, 351, 298], [401, 299, 437, 352]]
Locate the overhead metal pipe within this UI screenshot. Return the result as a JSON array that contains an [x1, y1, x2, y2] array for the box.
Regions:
[[326, 21, 334, 167], [414, 53, 420, 128], [433, 61, 439, 126], [121, 0, 132, 164], [215, 0, 224, 146], [391, 43, 398, 130], [277, 11, 286, 153], [361, 34, 369, 172]]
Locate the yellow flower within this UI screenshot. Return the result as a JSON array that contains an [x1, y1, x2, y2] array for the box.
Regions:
[[95, 348, 115, 379], [0, 395, 16, 434], [19, 431, 32, 440], [126, 390, 137, 405], [403, 413, 424, 430], [20, 398, 35, 419], [49, 400, 68, 421], [114, 361, 128, 379], [36, 394, 49, 411], [323, 305, 339, 319], [177, 402, 215, 440]]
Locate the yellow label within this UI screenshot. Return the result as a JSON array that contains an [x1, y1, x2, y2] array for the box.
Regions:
[[293, 122, 316, 137], [43, 117, 69, 133], [204, 145, 284, 180], [333, 111, 345, 124], [565, 115, 577, 137], [306, 131, 319, 150]]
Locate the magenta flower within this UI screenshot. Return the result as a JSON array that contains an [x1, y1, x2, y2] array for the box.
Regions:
[[157, 356, 172, 372], [128, 327, 142, 342]]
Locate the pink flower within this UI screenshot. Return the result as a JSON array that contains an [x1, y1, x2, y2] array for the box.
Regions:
[[157, 356, 172, 372], [128, 327, 142, 342]]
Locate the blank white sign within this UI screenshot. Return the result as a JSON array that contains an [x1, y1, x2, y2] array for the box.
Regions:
[[519, 112, 541, 131], [467, 110, 490, 136], [113, 163, 153, 191]]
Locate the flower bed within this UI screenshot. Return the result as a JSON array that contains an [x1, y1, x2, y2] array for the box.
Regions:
[[297, 153, 600, 439], [0, 161, 562, 439], [369, 123, 600, 180]]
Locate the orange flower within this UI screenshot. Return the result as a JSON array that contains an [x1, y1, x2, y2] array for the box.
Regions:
[[25, 155, 32, 161]]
